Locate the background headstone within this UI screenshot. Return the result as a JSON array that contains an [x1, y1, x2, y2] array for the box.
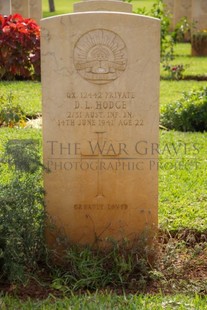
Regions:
[[0, 0, 11, 15], [41, 1, 160, 247], [191, 0, 207, 31], [163, 0, 174, 31], [11, 0, 41, 24], [173, 0, 192, 28], [29, 0, 42, 24], [74, 0, 132, 12], [11, 0, 28, 18]]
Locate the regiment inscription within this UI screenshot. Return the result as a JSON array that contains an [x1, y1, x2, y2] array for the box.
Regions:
[[56, 90, 143, 128]]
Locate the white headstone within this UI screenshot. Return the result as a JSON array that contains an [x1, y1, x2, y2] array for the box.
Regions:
[[0, 0, 11, 15], [11, 0, 41, 24], [173, 0, 192, 28], [29, 0, 42, 24], [41, 1, 160, 248], [11, 0, 28, 17], [192, 0, 207, 31]]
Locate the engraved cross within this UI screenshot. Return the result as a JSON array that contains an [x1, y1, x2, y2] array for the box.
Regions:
[[81, 131, 118, 198]]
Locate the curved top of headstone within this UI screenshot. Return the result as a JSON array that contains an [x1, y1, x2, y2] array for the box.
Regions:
[[74, 0, 132, 13]]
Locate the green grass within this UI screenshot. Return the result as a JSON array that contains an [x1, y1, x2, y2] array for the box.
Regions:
[[0, 127, 42, 152], [174, 43, 191, 57], [161, 43, 207, 78], [132, 0, 154, 12], [2, 293, 207, 309], [0, 128, 42, 184], [42, 0, 79, 17], [160, 43, 207, 107], [0, 81, 41, 117], [159, 130, 207, 231], [0, 79, 204, 118], [161, 55, 207, 78], [160, 80, 207, 109]]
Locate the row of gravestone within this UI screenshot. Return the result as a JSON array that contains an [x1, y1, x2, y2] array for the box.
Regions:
[[2, 0, 207, 32], [164, 0, 207, 31], [0, 0, 41, 24]]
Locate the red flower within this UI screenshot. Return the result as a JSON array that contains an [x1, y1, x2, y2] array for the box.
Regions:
[[172, 66, 177, 71], [0, 13, 40, 80], [2, 25, 10, 33]]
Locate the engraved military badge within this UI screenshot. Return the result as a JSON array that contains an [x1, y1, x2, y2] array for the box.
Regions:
[[74, 29, 127, 85]]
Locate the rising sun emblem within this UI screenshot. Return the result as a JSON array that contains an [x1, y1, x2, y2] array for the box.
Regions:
[[74, 29, 127, 85]]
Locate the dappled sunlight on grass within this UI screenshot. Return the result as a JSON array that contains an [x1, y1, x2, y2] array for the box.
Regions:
[[159, 131, 207, 231]]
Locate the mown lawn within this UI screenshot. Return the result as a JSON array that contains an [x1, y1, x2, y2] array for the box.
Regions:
[[0, 81, 41, 116], [2, 293, 207, 309]]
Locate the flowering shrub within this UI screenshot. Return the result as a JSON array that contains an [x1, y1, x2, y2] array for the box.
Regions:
[[0, 139, 45, 282], [172, 17, 191, 43], [163, 63, 185, 80], [136, 0, 174, 62], [0, 93, 26, 127], [0, 14, 40, 80], [160, 87, 207, 132]]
